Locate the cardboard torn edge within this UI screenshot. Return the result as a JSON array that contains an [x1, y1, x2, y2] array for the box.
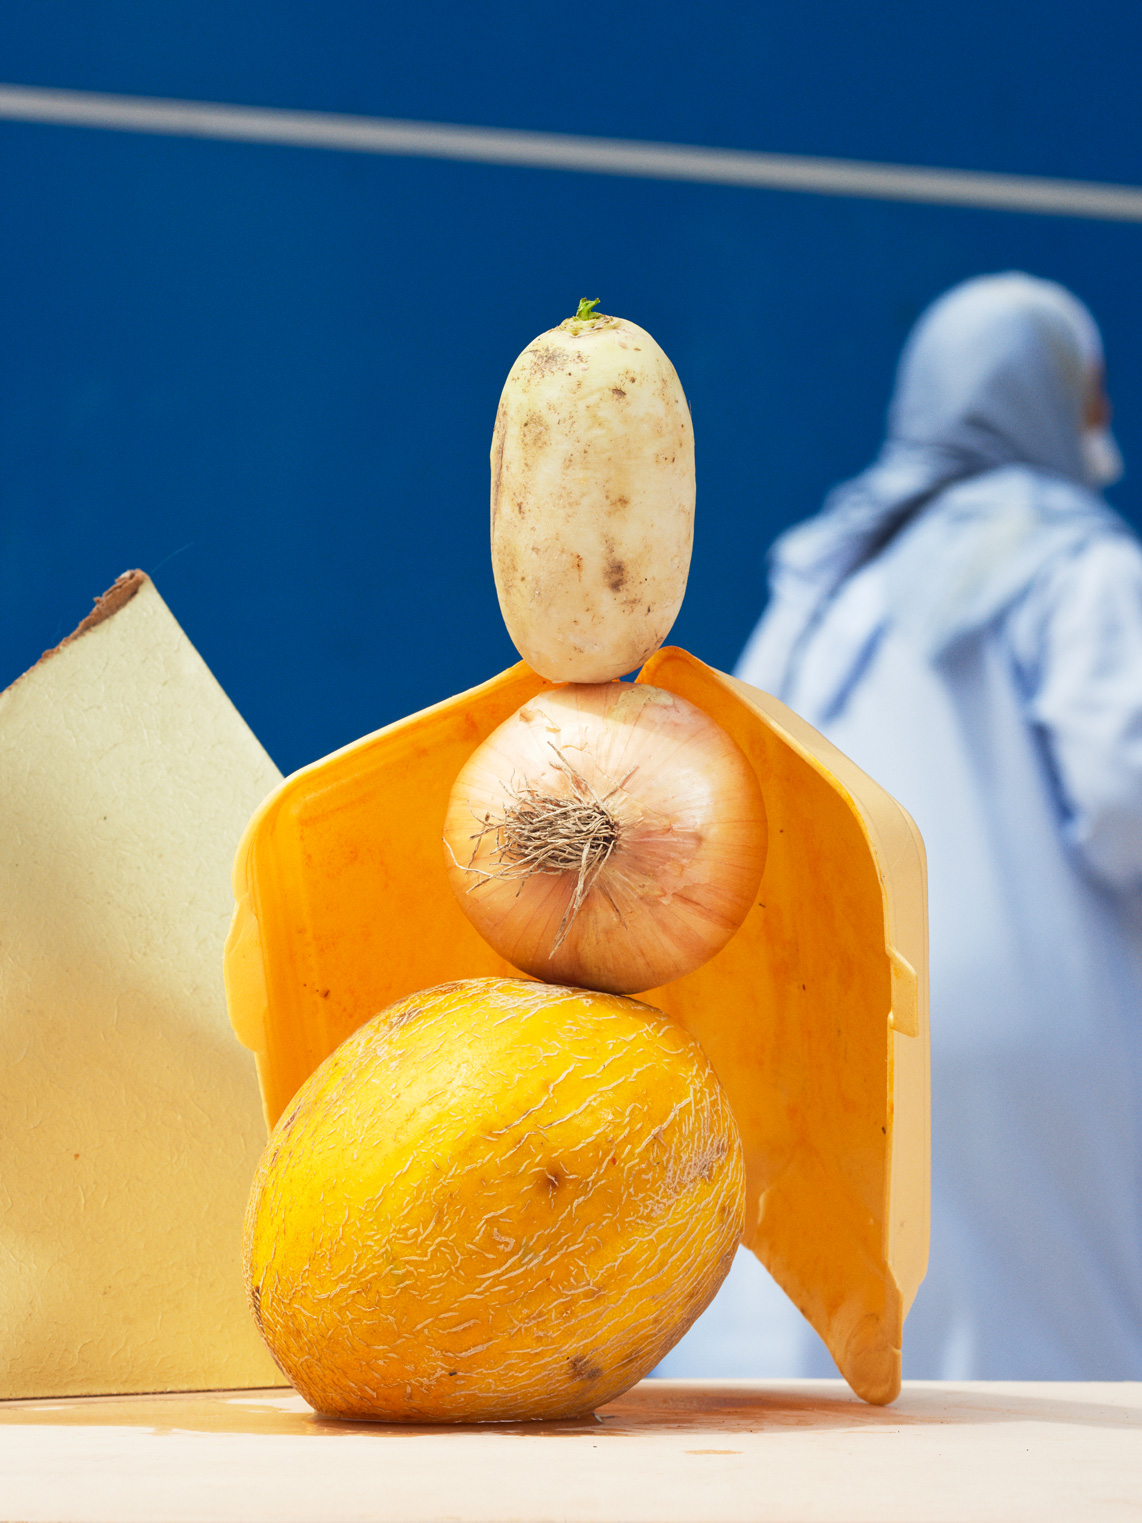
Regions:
[[5, 571, 149, 694]]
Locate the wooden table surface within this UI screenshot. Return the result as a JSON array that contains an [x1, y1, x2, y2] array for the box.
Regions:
[[2, 1379, 1139, 1522]]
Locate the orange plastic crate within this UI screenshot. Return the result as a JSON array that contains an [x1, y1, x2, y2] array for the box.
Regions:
[[225, 647, 929, 1404]]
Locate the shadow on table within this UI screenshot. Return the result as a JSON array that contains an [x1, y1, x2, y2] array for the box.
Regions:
[[1, 1380, 1139, 1439], [600, 1380, 1142, 1435]]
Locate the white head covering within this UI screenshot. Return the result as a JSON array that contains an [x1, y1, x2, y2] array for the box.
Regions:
[[759, 273, 1126, 697], [890, 273, 1121, 490]]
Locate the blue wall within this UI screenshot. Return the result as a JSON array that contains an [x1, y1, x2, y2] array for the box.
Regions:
[[2, 3, 1141, 771]]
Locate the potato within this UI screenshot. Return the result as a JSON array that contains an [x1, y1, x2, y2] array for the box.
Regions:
[[491, 304, 695, 683]]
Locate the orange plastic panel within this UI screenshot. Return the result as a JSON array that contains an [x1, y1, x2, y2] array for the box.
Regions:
[[225, 648, 928, 1405], [637, 648, 929, 1406]]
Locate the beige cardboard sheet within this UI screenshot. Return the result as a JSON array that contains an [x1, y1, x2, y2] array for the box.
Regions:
[[0, 573, 284, 1396]]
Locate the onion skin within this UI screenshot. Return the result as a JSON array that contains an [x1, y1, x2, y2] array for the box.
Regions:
[[443, 683, 767, 994], [243, 977, 746, 1423], [491, 313, 694, 683]]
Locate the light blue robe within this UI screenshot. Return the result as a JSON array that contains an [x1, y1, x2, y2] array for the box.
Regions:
[[659, 274, 1142, 1380]]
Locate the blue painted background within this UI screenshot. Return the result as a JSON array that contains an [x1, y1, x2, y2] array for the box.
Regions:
[[2, 2, 1140, 771]]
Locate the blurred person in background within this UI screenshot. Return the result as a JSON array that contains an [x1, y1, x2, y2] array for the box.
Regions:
[[662, 272, 1142, 1381]]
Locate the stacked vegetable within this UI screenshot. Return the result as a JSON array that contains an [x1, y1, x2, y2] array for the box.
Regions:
[[448, 298, 767, 989], [243, 302, 767, 1423]]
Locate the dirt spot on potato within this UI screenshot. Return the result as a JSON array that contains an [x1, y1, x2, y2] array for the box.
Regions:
[[605, 559, 627, 592], [520, 411, 550, 461], [610, 387, 627, 399], [528, 346, 569, 376], [490, 420, 506, 524]]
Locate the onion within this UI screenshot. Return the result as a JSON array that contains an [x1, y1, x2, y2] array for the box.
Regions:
[[443, 683, 767, 994]]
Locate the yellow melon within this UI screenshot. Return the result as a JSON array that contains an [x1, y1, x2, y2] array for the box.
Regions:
[[243, 976, 744, 1422]]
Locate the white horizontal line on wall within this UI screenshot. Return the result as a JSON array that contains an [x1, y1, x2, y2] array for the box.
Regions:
[[2, 82, 1142, 222]]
